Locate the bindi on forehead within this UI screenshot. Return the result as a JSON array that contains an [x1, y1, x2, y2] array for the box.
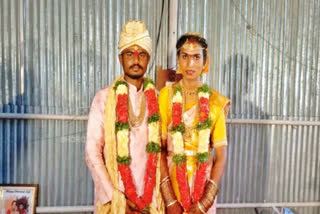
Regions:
[[188, 38, 196, 43]]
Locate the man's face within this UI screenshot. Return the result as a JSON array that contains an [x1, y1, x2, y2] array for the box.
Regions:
[[119, 45, 150, 80]]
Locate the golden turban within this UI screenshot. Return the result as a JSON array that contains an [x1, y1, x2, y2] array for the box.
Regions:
[[118, 20, 152, 55]]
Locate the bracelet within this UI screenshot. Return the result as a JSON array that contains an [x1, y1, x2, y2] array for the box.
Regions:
[[160, 180, 177, 205], [166, 200, 178, 208], [208, 179, 219, 190], [160, 176, 170, 186], [199, 182, 218, 211], [197, 202, 206, 214]]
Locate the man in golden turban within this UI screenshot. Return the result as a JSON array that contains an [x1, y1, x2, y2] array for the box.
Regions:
[[86, 20, 164, 214]]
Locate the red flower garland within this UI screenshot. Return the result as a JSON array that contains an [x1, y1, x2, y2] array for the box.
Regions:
[[193, 95, 210, 203], [172, 103, 182, 126], [171, 86, 192, 211], [116, 94, 129, 123], [199, 97, 209, 123], [118, 164, 145, 209], [193, 161, 209, 202], [176, 162, 191, 211], [144, 89, 159, 116], [115, 81, 160, 210], [171, 85, 212, 210], [141, 153, 158, 204]]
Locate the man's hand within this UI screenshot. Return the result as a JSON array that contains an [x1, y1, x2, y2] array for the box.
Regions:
[[188, 203, 204, 214], [125, 199, 137, 214], [125, 199, 150, 214], [166, 201, 184, 214]]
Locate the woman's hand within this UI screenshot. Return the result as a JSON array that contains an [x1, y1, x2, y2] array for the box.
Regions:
[[166, 201, 184, 214], [125, 199, 150, 214], [187, 203, 204, 214]]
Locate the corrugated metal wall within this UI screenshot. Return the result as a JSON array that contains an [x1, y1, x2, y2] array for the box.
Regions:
[[0, 0, 169, 209], [176, 0, 320, 213], [1, 0, 319, 213]]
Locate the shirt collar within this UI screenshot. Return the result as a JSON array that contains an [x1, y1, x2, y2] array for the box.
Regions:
[[126, 80, 144, 94]]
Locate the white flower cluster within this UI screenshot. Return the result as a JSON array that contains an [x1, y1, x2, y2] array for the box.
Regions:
[[172, 91, 183, 103], [117, 129, 130, 157], [148, 122, 160, 144], [172, 132, 184, 154], [116, 84, 128, 95], [198, 129, 210, 153]]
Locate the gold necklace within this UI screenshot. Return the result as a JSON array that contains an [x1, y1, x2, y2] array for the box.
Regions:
[[180, 82, 200, 142], [128, 94, 146, 127], [181, 82, 200, 98]]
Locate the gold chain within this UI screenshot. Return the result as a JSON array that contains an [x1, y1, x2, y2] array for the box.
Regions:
[[128, 94, 146, 127], [181, 84, 198, 97], [180, 82, 200, 142]]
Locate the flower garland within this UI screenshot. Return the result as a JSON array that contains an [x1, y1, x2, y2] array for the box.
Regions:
[[171, 84, 212, 211], [114, 79, 161, 210]]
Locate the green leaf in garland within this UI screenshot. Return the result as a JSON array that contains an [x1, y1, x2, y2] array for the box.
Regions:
[[148, 113, 160, 123], [174, 85, 182, 95], [146, 142, 161, 153], [143, 78, 155, 89], [170, 123, 185, 133], [113, 80, 127, 91], [173, 154, 186, 165], [117, 155, 131, 165], [196, 119, 212, 130], [197, 152, 210, 163], [144, 206, 151, 212], [115, 122, 130, 132], [197, 84, 211, 95]]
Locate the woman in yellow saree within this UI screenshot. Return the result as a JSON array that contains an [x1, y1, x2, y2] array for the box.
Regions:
[[159, 33, 230, 214]]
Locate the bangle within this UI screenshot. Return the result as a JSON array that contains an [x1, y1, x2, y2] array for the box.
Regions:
[[197, 202, 206, 214], [208, 179, 219, 190], [166, 200, 177, 208], [160, 180, 177, 205], [160, 176, 170, 186], [199, 181, 218, 211]]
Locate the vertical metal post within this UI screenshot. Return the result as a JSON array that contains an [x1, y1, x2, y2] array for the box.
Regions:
[[168, 0, 178, 69], [18, 0, 24, 95]]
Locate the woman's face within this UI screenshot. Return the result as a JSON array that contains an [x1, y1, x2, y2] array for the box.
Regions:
[[11, 201, 17, 210], [19, 204, 24, 210], [178, 41, 204, 81]]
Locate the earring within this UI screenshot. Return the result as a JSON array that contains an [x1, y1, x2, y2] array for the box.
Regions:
[[176, 63, 182, 74], [177, 67, 182, 74]]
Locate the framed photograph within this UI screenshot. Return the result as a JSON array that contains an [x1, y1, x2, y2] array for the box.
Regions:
[[0, 184, 38, 214]]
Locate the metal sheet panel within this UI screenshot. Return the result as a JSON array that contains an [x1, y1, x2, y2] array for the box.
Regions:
[[1, 0, 23, 184], [1, 0, 169, 207]]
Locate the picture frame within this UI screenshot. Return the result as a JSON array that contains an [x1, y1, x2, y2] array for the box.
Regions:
[[0, 184, 38, 214]]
